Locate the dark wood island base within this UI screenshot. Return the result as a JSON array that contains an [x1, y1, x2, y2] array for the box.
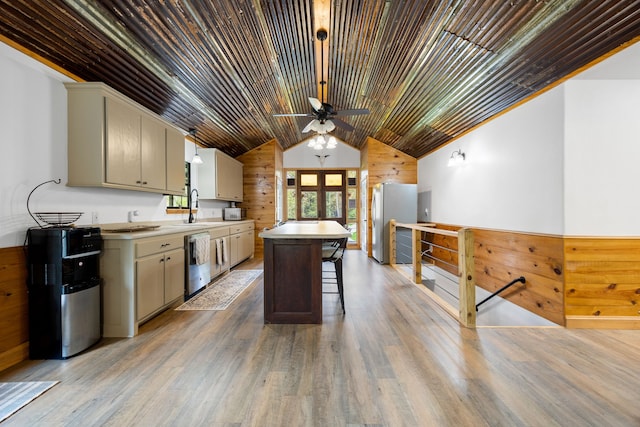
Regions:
[[263, 238, 322, 324], [260, 221, 351, 324]]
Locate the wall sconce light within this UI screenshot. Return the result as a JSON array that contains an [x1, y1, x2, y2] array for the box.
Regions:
[[447, 149, 465, 167], [189, 128, 203, 164]]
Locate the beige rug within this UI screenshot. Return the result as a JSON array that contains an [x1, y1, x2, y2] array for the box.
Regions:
[[0, 381, 58, 422], [176, 270, 262, 311]]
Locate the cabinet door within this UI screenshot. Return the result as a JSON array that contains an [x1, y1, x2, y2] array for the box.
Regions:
[[215, 150, 243, 201], [164, 248, 185, 303], [106, 97, 141, 186], [239, 230, 254, 261], [141, 115, 167, 190], [166, 128, 186, 194], [136, 254, 165, 320], [229, 233, 240, 267]]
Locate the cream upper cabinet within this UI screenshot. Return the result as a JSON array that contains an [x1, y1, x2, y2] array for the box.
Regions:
[[105, 97, 141, 187], [66, 82, 184, 195], [140, 115, 168, 190], [166, 127, 186, 194], [197, 148, 243, 201], [105, 98, 167, 190], [215, 149, 243, 201]]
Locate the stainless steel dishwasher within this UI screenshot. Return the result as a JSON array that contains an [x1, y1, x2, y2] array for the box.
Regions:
[[185, 232, 211, 299]]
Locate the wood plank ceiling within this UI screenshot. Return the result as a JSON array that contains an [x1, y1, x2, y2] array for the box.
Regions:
[[1, 1, 639, 158]]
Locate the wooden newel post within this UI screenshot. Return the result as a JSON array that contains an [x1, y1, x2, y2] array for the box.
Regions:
[[412, 227, 422, 284], [458, 227, 476, 328], [390, 219, 396, 264]]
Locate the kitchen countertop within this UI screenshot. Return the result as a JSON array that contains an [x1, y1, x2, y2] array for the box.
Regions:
[[100, 219, 254, 240], [259, 221, 350, 239]]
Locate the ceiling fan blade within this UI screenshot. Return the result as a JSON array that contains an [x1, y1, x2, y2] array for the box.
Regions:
[[335, 108, 370, 116], [302, 119, 319, 133], [331, 118, 355, 132], [308, 97, 323, 111], [273, 113, 314, 117]]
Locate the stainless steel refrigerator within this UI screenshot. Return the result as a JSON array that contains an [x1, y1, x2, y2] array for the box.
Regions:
[[371, 183, 417, 264]]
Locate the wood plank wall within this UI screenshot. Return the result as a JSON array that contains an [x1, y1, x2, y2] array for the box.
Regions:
[[0, 246, 30, 371], [236, 139, 283, 256], [474, 229, 565, 325], [360, 137, 417, 256], [564, 237, 640, 328], [423, 224, 565, 325]]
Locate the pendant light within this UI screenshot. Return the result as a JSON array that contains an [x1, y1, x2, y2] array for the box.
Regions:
[[189, 128, 203, 164]]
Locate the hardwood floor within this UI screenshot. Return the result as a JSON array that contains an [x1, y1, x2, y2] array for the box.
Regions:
[[1, 250, 639, 426]]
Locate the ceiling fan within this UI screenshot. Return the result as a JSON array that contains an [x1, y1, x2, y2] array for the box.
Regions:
[[274, 96, 369, 133], [273, 29, 370, 133]]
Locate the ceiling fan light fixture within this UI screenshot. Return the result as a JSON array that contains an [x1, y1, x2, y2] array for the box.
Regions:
[[272, 28, 369, 137], [307, 136, 323, 150], [307, 134, 337, 151]]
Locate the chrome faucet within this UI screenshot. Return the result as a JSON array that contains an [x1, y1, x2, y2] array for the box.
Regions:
[[188, 188, 199, 223]]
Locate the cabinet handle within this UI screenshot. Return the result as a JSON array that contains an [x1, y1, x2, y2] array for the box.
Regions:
[[159, 259, 165, 263], [166, 256, 171, 261], [142, 181, 148, 185]]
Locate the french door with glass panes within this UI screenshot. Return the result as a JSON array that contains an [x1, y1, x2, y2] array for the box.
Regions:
[[297, 170, 346, 224]]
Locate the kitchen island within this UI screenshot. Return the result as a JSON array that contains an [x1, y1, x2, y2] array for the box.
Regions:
[[259, 221, 350, 324]]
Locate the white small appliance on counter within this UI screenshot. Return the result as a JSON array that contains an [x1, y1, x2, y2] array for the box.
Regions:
[[223, 203, 246, 221]]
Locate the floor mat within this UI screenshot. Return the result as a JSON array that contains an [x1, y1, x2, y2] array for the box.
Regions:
[[176, 270, 262, 310], [0, 381, 58, 422]]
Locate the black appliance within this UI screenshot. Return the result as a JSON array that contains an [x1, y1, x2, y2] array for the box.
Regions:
[[27, 226, 102, 359]]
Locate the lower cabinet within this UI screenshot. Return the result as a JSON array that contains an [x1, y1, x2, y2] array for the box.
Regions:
[[100, 221, 253, 338], [136, 247, 184, 321], [229, 223, 255, 267], [101, 233, 185, 337]]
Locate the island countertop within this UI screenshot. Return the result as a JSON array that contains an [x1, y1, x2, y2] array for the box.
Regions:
[[259, 221, 350, 239]]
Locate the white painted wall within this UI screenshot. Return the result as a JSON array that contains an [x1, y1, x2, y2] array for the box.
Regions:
[[417, 40, 640, 237], [283, 137, 360, 169], [0, 42, 227, 248], [564, 81, 640, 236], [418, 86, 565, 234], [563, 42, 640, 236]]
